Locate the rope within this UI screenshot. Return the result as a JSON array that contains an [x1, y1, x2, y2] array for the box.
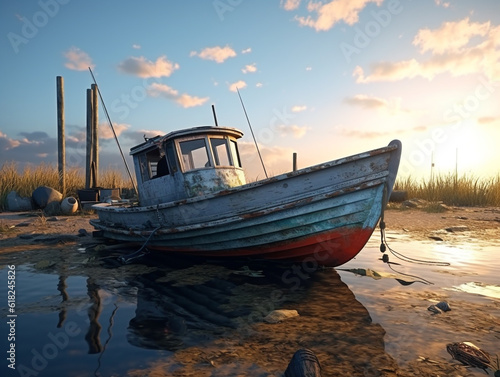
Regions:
[[378, 185, 450, 285], [117, 226, 161, 264]]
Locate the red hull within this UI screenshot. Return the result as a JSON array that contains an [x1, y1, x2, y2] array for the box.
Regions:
[[148, 225, 375, 267]]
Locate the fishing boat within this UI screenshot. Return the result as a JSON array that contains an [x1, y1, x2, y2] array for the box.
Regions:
[[90, 125, 401, 267]]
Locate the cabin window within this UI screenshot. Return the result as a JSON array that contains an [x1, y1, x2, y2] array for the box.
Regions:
[[179, 138, 210, 171], [210, 138, 231, 166], [138, 148, 169, 181], [230, 139, 242, 168], [165, 141, 178, 173]]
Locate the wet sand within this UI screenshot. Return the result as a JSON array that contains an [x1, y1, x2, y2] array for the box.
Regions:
[[0, 207, 499, 376]]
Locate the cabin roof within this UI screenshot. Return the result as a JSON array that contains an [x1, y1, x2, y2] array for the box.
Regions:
[[130, 126, 244, 155]]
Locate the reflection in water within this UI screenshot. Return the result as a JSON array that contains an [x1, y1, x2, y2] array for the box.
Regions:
[[126, 270, 242, 351], [57, 275, 68, 328], [449, 282, 500, 299], [85, 277, 103, 354]]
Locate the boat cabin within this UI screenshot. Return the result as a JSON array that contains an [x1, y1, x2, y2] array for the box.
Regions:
[[130, 126, 246, 206]]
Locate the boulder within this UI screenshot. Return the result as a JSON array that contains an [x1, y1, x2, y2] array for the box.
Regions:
[[264, 309, 299, 324], [6, 191, 33, 211], [43, 201, 62, 216], [32, 186, 63, 209]]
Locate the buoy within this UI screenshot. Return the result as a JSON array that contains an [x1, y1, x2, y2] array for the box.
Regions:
[[61, 197, 78, 214]]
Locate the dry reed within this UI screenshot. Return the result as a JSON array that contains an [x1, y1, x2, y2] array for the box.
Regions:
[[0, 162, 130, 210]]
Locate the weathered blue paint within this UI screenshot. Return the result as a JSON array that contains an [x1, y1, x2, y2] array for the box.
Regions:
[[91, 127, 402, 267]]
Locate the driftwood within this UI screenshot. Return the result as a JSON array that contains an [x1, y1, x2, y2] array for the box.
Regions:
[[284, 349, 321, 377]]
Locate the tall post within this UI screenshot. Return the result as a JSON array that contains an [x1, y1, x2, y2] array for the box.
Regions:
[[91, 84, 99, 187], [292, 152, 297, 172], [86, 88, 93, 189], [57, 76, 66, 196]]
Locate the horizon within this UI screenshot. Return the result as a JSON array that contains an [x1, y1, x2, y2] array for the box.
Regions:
[[1, 0, 499, 181]]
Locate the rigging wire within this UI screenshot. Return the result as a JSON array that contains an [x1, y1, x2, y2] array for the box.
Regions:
[[88, 67, 138, 197], [236, 88, 268, 178]]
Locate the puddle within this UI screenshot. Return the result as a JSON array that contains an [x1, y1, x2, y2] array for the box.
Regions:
[[448, 282, 500, 299]]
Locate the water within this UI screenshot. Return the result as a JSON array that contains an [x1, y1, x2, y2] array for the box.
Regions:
[[1, 230, 499, 376], [339, 230, 500, 374]]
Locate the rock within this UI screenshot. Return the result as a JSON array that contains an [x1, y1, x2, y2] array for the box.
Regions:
[[428, 236, 444, 241], [34, 260, 56, 270], [43, 201, 62, 216], [61, 196, 78, 214], [32, 186, 63, 209], [427, 301, 451, 314], [285, 349, 322, 377], [427, 305, 442, 314], [389, 190, 408, 203], [445, 225, 469, 232], [78, 229, 89, 237], [6, 191, 33, 211], [264, 309, 299, 324], [436, 301, 451, 312]]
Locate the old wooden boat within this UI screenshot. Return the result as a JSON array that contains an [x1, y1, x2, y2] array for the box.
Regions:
[[90, 125, 401, 267]]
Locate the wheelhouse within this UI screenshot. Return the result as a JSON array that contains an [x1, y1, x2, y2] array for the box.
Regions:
[[130, 126, 245, 206]]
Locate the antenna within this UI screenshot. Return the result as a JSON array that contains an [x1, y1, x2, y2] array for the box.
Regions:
[[236, 88, 268, 179], [211, 104, 219, 127]]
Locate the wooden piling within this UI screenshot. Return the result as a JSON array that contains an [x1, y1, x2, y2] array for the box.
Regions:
[[293, 152, 297, 172], [91, 84, 98, 187], [57, 76, 66, 196], [86, 88, 93, 189]]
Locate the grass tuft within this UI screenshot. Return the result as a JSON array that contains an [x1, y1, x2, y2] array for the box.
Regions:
[[394, 173, 500, 207]]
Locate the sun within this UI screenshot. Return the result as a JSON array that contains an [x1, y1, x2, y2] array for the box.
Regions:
[[433, 120, 489, 176]]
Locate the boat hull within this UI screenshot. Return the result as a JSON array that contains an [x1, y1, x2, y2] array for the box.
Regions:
[[91, 140, 401, 267]]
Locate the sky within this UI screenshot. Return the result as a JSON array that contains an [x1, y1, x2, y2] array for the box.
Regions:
[[1, 0, 499, 182]]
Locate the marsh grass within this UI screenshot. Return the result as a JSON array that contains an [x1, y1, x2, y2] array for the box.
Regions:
[[394, 173, 500, 207], [0, 162, 131, 210]]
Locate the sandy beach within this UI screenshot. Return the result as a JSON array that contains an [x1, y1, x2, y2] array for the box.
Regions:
[[0, 207, 499, 376]]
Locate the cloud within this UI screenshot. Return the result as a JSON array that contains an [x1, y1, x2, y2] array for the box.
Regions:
[[229, 80, 247, 92], [413, 17, 490, 55], [0, 131, 20, 150], [354, 17, 500, 83], [275, 124, 309, 138], [281, 0, 301, 11], [343, 94, 412, 116], [147, 83, 178, 99], [241, 47, 252, 54], [238, 141, 295, 179], [190, 45, 237, 63], [291, 105, 307, 112], [478, 116, 500, 126], [63, 47, 94, 71], [147, 83, 209, 108], [242, 63, 257, 74], [176, 94, 210, 108], [132, 44, 141, 49], [343, 94, 389, 109], [293, 0, 383, 31], [118, 55, 179, 78], [337, 124, 425, 139], [434, 0, 450, 8], [98, 122, 130, 140]]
